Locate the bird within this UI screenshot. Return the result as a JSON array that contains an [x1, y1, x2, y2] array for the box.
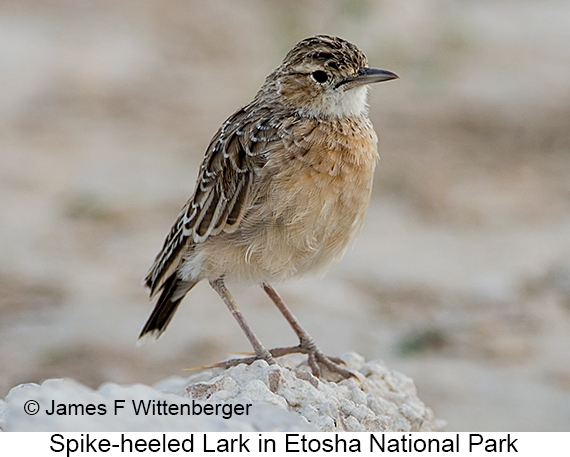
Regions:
[[139, 34, 398, 378]]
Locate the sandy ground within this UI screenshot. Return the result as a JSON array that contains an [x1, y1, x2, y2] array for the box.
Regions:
[[1, 0, 569, 431]]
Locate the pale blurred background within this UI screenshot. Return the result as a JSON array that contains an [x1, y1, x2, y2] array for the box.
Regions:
[[1, 0, 569, 431]]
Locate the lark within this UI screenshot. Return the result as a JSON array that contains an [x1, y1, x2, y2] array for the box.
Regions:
[[140, 35, 398, 378]]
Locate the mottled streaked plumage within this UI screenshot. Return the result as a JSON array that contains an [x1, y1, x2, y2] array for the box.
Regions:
[[140, 35, 398, 378]]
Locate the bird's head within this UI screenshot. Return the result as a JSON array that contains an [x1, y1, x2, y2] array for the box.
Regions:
[[262, 35, 398, 119]]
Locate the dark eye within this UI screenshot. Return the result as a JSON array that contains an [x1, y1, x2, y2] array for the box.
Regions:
[[311, 70, 329, 83]]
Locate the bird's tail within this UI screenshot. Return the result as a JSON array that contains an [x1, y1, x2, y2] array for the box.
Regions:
[[138, 274, 198, 344]]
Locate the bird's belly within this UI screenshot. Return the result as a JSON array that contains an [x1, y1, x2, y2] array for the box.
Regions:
[[193, 161, 374, 283]]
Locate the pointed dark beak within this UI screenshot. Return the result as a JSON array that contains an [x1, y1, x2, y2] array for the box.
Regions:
[[358, 67, 399, 83], [337, 67, 399, 89]]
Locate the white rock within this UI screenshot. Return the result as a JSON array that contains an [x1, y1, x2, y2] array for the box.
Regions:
[[0, 353, 444, 432]]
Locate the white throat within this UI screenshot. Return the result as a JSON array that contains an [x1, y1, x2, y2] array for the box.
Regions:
[[324, 85, 369, 118]]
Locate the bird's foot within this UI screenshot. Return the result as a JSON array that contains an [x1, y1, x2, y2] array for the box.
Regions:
[[267, 341, 356, 379], [198, 346, 355, 379]]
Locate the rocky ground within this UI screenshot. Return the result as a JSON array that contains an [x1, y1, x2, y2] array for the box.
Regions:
[[1, 0, 569, 431], [1, 354, 444, 432]]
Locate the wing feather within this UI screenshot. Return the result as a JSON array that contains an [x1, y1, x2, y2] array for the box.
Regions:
[[144, 105, 281, 295]]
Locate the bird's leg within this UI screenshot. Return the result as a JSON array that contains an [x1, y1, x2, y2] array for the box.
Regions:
[[261, 283, 354, 379], [209, 278, 275, 366]]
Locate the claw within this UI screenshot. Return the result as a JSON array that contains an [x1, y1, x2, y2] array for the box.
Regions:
[[184, 354, 259, 371], [313, 350, 356, 379], [307, 352, 321, 378], [183, 363, 220, 371]]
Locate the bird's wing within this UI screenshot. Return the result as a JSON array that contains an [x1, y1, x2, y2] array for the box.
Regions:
[[144, 105, 282, 296]]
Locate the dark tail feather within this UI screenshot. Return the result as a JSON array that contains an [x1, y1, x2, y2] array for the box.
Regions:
[[138, 274, 198, 341]]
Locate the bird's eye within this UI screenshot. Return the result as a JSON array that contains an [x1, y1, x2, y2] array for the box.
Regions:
[[311, 70, 329, 84]]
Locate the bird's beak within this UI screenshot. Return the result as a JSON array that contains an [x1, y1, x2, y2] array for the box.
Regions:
[[356, 67, 399, 85], [338, 67, 399, 89]]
